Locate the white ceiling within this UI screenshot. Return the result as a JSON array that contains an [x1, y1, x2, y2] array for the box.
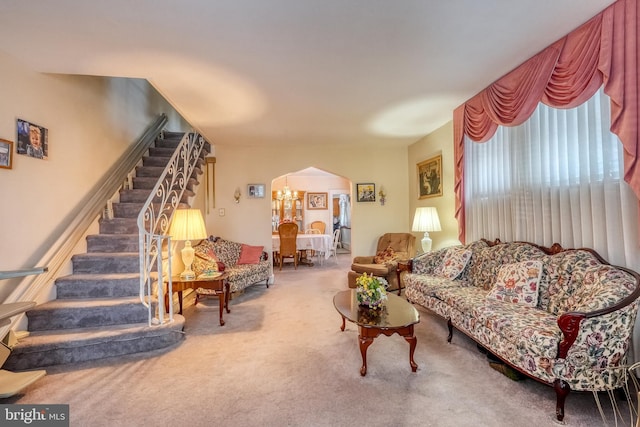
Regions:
[[0, 0, 615, 148]]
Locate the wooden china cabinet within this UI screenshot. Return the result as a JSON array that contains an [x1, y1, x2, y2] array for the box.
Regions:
[[272, 190, 305, 232]]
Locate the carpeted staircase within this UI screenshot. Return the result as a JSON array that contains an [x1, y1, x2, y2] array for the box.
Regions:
[[4, 131, 208, 370]]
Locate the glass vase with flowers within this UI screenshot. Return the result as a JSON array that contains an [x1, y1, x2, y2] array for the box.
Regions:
[[355, 273, 388, 309]]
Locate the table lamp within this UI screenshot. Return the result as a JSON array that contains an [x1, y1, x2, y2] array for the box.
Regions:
[[412, 207, 441, 253], [168, 208, 208, 280]]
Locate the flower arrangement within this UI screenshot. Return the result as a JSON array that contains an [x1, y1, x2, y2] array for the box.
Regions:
[[355, 273, 388, 309]]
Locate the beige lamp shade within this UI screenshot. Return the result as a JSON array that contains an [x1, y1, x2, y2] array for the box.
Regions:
[[412, 207, 441, 253], [169, 208, 207, 241], [169, 208, 208, 279]]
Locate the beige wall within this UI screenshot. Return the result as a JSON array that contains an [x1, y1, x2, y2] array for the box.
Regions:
[[208, 144, 412, 258], [408, 121, 460, 253], [0, 50, 462, 299], [0, 52, 188, 299]]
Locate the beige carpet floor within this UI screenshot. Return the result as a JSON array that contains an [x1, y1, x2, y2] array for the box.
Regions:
[[6, 252, 635, 426]]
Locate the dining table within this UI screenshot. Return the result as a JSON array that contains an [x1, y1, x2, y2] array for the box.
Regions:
[[272, 233, 333, 266]]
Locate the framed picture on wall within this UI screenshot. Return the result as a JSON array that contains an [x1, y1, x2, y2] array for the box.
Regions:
[[417, 154, 442, 199], [247, 183, 265, 198], [0, 139, 13, 169], [16, 118, 48, 160], [307, 192, 328, 210], [356, 183, 376, 202]]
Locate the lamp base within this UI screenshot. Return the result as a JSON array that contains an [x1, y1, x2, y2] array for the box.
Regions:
[[180, 241, 196, 280], [421, 232, 433, 253], [179, 270, 196, 280]]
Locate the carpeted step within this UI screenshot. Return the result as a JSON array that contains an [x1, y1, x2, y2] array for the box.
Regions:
[[71, 252, 139, 274], [154, 139, 181, 149], [26, 297, 150, 331], [111, 202, 144, 218], [161, 131, 185, 140], [132, 176, 197, 191], [142, 156, 172, 167], [117, 189, 154, 203], [135, 163, 204, 178], [149, 147, 176, 157], [56, 273, 139, 299], [99, 217, 139, 234], [119, 188, 194, 204], [87, 234, 139, 252], [135, 165, 166, 177], [3, 316, 185, 370]]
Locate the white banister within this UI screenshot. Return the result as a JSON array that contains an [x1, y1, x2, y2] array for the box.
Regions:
[[137, 132, 207, 325]]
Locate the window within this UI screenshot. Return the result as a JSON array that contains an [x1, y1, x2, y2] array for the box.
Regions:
[[465, 88, 639, 269]]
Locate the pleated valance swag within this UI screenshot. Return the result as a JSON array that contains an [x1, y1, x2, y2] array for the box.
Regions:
[[453, 0, 638, 243]]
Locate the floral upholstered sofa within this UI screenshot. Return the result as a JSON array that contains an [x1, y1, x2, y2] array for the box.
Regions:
[[192, 236, 271, 294], [400, 239, 640, 422]]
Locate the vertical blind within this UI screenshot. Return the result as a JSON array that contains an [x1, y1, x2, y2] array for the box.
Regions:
[[464, 88, 639, 270]]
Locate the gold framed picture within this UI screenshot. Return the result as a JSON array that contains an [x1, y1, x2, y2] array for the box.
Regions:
[[0, 139, 13, 169], [307, 192, 328, 210], [356, 183, 376, 202], [417, 154, 442, 199]]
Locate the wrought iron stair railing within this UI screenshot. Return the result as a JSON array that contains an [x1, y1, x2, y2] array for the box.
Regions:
[[137, 132, 207, 325]]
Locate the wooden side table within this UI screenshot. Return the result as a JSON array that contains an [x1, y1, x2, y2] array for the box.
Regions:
[[165, 274, 230, 326], [396, 259, 413, 296]]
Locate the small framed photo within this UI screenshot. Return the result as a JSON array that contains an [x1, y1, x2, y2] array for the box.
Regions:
[[417, 154, 442, 199], [0, 139, 13, 169], [356, 183, 376, 202], [16, 118, 48, 160], [247, 184, 265, 198], [307, 192, 328, 210]]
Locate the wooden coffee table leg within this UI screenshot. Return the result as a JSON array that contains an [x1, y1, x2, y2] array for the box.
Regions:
[[396, 325, 418, 372], [405, 336, 418, 372], [339, 315, 346, 332], [359, 335, 374, 376]]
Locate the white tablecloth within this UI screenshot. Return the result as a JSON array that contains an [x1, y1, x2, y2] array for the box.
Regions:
[[272, 234, 333, 259]]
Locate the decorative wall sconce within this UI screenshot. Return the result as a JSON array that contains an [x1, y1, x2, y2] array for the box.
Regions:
[[378, 187, 387, 206], [233, 188, 241, 203]]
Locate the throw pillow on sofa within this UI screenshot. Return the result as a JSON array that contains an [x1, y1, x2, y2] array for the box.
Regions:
[[435, 246, 472, 280], [487, 260, 543, 307], [237, 244, 264, 265], [193, 244, 221, 276]]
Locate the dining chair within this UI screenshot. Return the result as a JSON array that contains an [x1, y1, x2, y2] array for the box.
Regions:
[[329, 228, 340, 263], [310, 221, 326, 234], [277, 222, 299, 270]]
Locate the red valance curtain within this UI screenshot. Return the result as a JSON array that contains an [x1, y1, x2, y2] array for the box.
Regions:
[[453, 0, 638, 243]]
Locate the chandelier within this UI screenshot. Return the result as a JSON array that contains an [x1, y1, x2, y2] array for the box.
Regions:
[[276, 176, 299, 201]]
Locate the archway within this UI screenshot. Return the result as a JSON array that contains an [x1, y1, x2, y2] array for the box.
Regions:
[[271, 166, 352, 251]]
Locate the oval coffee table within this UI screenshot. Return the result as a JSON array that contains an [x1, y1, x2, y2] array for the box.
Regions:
[[333, 289, 420, 376]]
